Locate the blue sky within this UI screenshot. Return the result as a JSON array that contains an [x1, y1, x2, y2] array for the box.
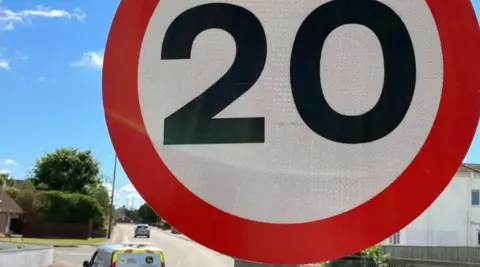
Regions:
[[0, 0, 479, 209]]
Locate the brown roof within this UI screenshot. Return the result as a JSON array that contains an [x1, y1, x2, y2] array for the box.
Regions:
[[0, 188, 24, 214], [458, 163, 480, 174]]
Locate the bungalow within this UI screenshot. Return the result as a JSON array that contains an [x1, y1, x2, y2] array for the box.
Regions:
[[0, 188, 24, 233]]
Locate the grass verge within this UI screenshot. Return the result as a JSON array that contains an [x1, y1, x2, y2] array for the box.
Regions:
[[1, 237, 106, 246]]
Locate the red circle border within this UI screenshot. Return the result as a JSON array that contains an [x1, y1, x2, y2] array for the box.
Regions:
[[103, 0, 480, 264]]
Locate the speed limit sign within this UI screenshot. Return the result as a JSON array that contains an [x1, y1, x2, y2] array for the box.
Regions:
[[103, 0, 480, 264]]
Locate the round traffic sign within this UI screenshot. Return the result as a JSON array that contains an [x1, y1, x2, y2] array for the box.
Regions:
[[103, 0, 480, 264]]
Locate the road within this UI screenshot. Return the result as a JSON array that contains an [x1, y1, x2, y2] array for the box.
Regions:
[[54, 246, 96, 266], [54, 223, 234, 267]]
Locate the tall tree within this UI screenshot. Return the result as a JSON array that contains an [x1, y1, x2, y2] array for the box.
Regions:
[[31, 148, 101, 194], [137, 203, 159, 223]]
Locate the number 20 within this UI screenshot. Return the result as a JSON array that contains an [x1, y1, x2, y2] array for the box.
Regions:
[[162, 0, 416, 145]]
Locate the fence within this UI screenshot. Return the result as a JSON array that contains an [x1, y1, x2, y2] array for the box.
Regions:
[[388, 258, 480, 267], [21, 219, 93, 239], [383, 246, 480, 267], [303, 256, 377, 267]]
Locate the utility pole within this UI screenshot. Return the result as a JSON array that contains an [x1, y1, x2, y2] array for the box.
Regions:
[[107, 154, 118, 239]]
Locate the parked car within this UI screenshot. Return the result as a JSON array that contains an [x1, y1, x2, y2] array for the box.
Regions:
[[134, 224, 150, 238]]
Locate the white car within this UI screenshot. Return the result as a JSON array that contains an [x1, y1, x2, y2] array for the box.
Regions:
[[134, 224, 150, 238]]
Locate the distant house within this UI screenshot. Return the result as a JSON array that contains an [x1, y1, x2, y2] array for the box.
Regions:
[[115, 206, 128, 220], [0, 188, 24, 233], [383, 163, 480, 246], [11, 179, 28, 185]]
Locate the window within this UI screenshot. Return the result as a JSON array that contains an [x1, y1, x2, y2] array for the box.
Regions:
[[87, 251, 98, 267], [92, 254, 103, 267], [389, 232, 400, 245], [472, 190, 480, 206], [478, 231, 480, 246], [89, 251, 103, 267]]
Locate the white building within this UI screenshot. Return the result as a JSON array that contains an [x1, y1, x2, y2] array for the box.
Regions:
[[382, 163, 480, 247]]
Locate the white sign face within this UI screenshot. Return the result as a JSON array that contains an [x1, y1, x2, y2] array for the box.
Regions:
[[138, 0, 443, 224]]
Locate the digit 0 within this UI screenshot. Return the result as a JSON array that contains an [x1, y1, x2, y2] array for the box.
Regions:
[[290, 0, 416, 144], [162, 0, 416, 145]]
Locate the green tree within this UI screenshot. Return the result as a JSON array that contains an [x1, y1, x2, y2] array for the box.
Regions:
[[85, 183, 110, 215], [123, 208, 138, 221], [31, 148, 101, 194], [137, 203, 158, 223]]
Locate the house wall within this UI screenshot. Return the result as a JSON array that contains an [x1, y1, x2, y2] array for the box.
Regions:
[[0, 213, 7, 233], [382, 170, 480, 246]]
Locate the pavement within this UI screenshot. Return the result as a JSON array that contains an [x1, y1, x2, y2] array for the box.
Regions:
[[53, 223, 234, 267]]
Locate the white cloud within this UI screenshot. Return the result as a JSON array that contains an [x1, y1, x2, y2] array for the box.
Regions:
[[3, 158, 17, 166], [0, 169, 10, 174], [120, 183, 137, 193], [0, 60, 9, 70], [5, 22, 12, 30], [0, 5, 85, 31], [118, 183, 146, 208], [71, 51, 103, 70], [102, 182, 122, 204], [38, 76, 45, 81], [126, 193, 142, 199]]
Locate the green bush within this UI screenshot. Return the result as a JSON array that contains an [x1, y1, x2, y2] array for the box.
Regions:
[[35, 190, 105, 226], [316, 244, 389, 267]]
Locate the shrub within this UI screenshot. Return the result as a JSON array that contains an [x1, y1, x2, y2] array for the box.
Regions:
[[315, 244, 389, 267], [35, 190, 105, 225]]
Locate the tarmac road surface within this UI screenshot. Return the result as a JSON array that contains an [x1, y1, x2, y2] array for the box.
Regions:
[[54, 223, 234, 267]]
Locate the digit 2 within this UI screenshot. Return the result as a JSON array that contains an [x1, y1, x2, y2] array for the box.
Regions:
[[163, 0, 416, 145], [162, 3, 267, 145]]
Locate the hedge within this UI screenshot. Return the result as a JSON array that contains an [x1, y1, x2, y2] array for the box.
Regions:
[[35, 190, 105, 226]]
